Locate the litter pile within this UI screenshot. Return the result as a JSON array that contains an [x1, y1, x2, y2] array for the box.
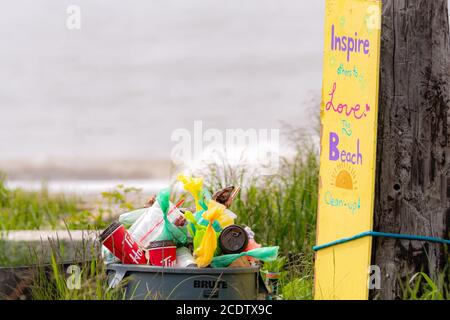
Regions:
[[99, 174, 279, 269]]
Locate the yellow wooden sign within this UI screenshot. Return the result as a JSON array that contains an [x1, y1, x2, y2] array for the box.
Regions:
[[314, 0, 382, 300]]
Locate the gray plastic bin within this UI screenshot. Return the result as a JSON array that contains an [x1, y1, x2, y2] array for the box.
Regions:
[[107, 264, 267, 300]]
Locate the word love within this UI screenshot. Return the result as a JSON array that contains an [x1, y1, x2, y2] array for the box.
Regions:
[[329, 132, 363, 165], [325, 82, 370, 119], [331, 24, 370, 62]]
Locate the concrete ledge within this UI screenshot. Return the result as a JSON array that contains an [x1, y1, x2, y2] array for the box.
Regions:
[[1, 230, 99, 242], [0, 231, 101, 268]]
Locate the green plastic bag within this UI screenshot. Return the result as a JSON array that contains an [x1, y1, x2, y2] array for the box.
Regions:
[[210, 246, 279, 268], [198, 188, 212, 211], [184, 210, 208, 252], [155, 188, 188, 245], [184, 210, 202, 238]]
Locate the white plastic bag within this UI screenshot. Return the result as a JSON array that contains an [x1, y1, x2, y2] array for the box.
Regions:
[[118, 208, 147, 229], [128, 199, 183, 247], [101, 245, 119, 265]]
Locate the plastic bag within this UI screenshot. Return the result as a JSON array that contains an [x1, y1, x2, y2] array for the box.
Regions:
[[185, 210, 207, 252], [195, 210, 222, 232], [119, 208, 147, 229], [243, 226, 262, 263], [155, 188, 188, 245], [216, 209, 236, 228], [199, 188, 212, 210], [175, 247, 197, 268], [184, 210, 202, 238], [177, 174, 205, 212], [101, 245, 119, 265], [194, 200, 224, 267], [194, 202, 233, 231], [128, 190, 184, 247], [210, 246, 279, 268]]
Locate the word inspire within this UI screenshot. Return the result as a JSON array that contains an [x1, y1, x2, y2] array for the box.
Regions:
[[329, 132, 362, 165], [325, 82, 370, 119], [331, 24, 370, 62], [171, 121, 280, 175]]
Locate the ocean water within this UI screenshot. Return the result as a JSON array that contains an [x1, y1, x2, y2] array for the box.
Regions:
[[0, 1, 324, 171], [1, 1, 448, 183]]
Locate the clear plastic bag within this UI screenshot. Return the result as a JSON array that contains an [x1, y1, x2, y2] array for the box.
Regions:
[[128, 189, 184, 247], [118, 208, 147, 229], [101, 245, 119, 265]]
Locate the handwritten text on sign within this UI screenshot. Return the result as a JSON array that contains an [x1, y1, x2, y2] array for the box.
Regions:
[[314, 0, 381, 300]]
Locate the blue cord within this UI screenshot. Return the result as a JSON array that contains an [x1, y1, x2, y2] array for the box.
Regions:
[[313, 231, 450, 251]]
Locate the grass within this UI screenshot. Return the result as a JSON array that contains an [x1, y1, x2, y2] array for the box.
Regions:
[[0, 174, 140, 230], [0, 239, 37, 267], [197, 134, 319, 299], [260, 254, 314, 300], [0, 174, 90, 230], [0, 135, 319, 299], [202, 137, 319, 257], [29, 237, 128, 300], [400, 259, 450, 300], [1, 134, 448, 300], [400, 272, 448, 300]]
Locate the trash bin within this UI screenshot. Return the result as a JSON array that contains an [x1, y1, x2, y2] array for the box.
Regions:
[[107, 264, 267, 300]]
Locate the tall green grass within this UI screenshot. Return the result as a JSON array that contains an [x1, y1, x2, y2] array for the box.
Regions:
[[3, 135, 448, 300], [0, 174, 139, 230], [400, 254, 450, 300], [29, 237, 127, 300], [0, 174, 88, 230], [197, 136, 319, 300], [202, 138, 319, 256]]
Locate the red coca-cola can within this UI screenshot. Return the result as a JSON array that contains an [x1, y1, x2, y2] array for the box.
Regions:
[[147, 240, 177, 267], [99, 221, 147, 265]]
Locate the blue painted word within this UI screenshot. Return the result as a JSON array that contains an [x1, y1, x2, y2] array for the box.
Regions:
[[324, 191, 361, 215]]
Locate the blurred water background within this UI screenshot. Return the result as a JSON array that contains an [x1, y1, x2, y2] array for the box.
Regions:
[[1, 1, 447, 193]]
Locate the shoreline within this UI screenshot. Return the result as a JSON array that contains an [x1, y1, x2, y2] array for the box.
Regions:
[[5, 179, 172, 195], [0, 159, 173, 181]]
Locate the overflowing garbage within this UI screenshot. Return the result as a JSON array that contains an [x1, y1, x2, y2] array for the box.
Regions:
[[99, 174, 279, 269]]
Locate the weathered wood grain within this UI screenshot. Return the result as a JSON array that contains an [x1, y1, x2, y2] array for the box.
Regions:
[[373, 0, 450, 299]]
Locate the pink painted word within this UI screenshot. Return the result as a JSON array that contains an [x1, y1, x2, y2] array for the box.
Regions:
[[325, 82, 370, 119]]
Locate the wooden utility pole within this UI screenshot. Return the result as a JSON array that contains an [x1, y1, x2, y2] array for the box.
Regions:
[[373, 0, 450, 299]]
